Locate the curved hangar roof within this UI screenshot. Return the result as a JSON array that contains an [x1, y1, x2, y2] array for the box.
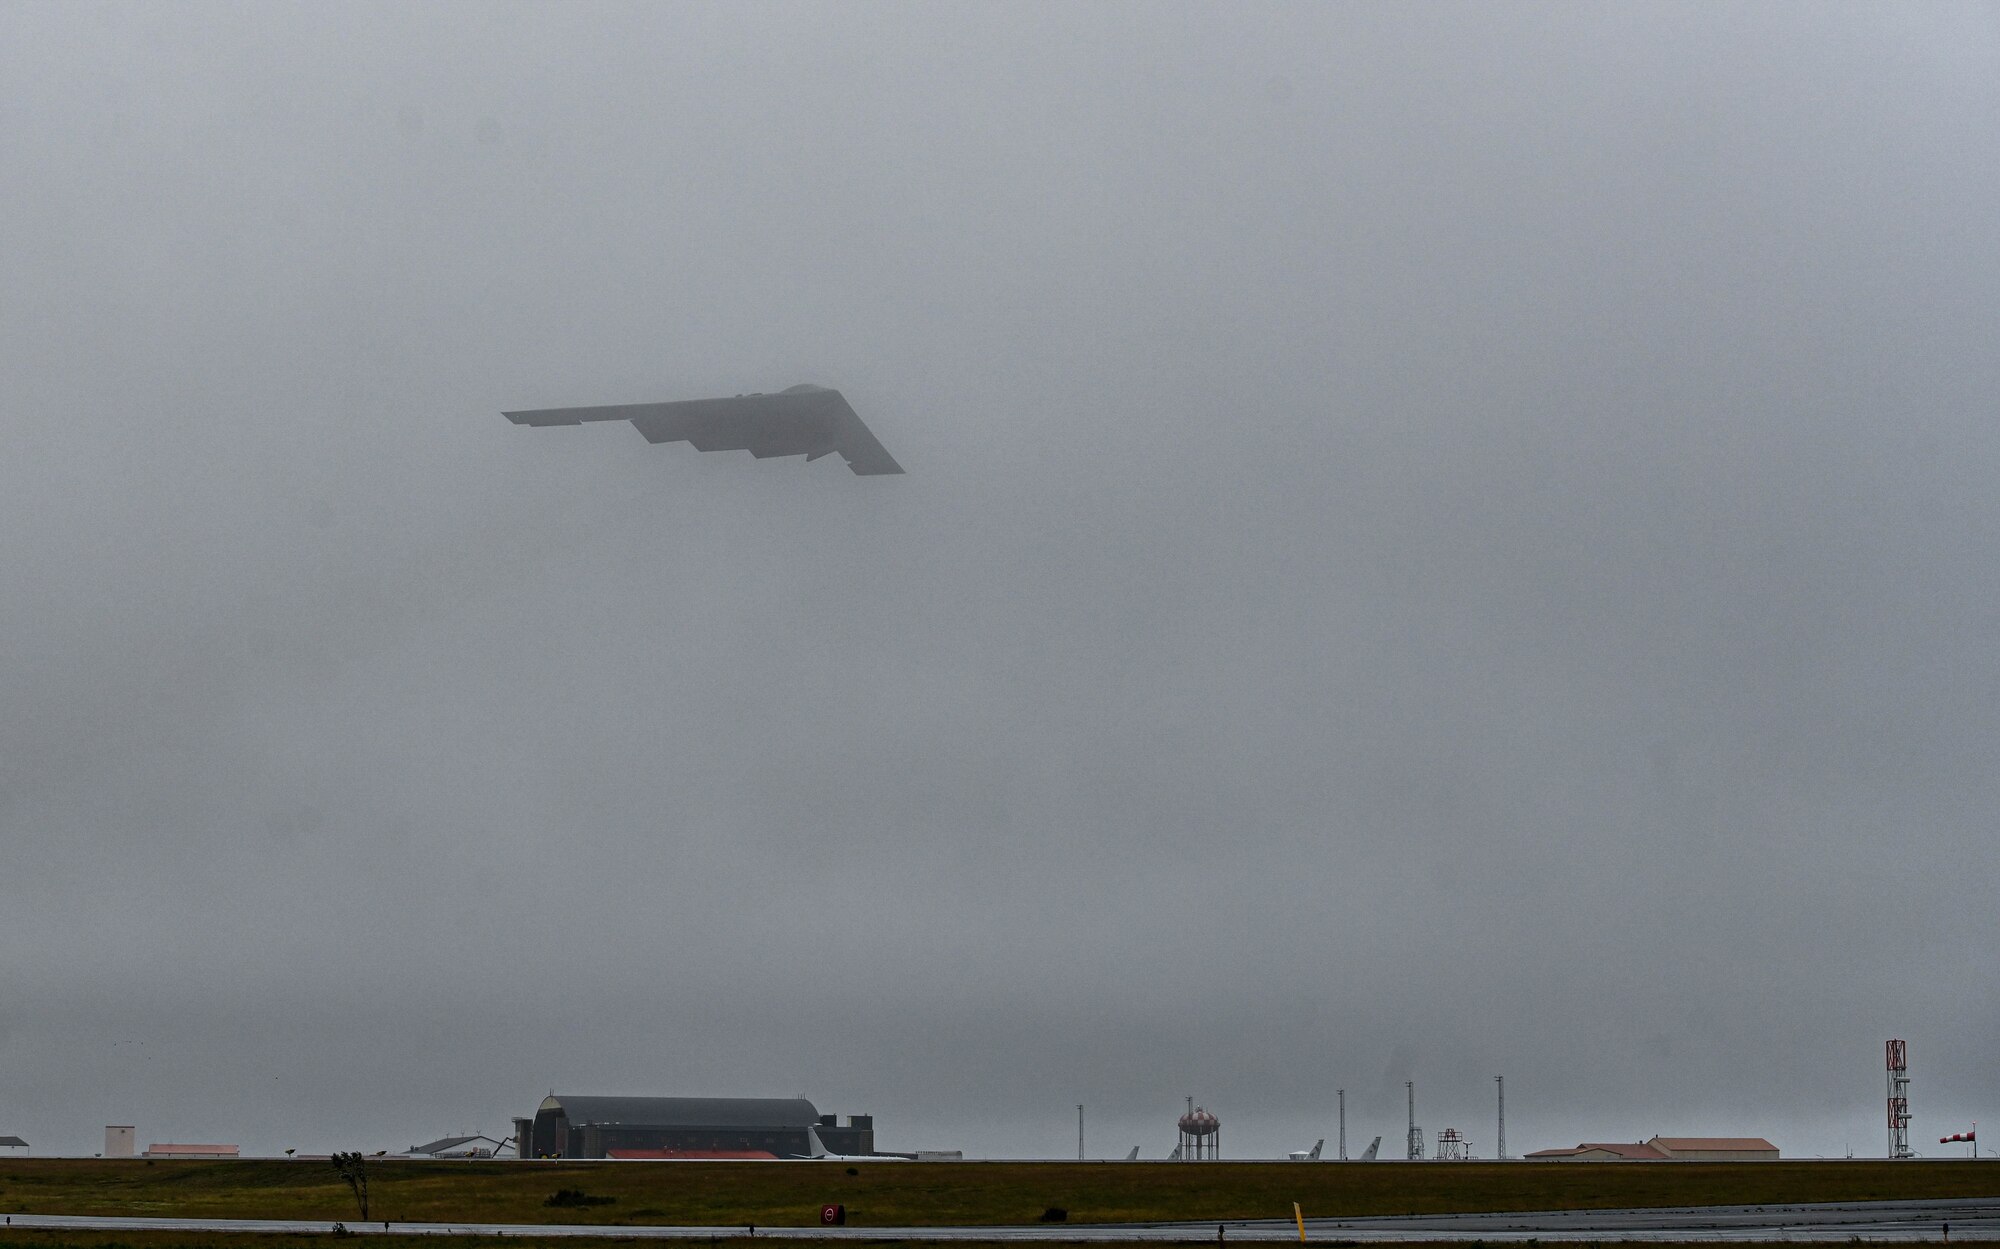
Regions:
[[538, 1095, 821, 1129]]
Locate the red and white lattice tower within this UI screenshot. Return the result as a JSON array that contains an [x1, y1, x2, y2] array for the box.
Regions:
[[1886, 1039, 1912, 1159]]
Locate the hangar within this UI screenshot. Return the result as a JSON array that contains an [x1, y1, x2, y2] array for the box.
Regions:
[[1527, 1135, 1779, 1161], [516, 1095, 879, 1159]]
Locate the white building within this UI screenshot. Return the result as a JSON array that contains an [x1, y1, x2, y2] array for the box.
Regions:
[[143, 1143, 240, 1159]]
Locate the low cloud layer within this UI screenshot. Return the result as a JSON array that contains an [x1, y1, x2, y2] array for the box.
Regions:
[[2, 2, 1995, 1160]]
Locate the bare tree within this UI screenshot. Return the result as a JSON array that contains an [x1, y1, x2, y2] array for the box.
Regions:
[[330, 1152, 369, 1220]]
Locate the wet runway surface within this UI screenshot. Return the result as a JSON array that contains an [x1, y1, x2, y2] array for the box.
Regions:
[[8, 1198, 2000, 1241], [1287, 1197, 2000, 1241]]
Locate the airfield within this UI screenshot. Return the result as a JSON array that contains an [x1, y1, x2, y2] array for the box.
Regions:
[[0, 1159, 1995, 1245], [4, 1196, 2000, 1242]]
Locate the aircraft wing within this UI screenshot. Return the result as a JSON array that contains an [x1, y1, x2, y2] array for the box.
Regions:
[[504, 385, 904, 476]]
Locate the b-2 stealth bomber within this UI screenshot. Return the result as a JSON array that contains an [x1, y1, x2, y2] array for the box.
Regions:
[[504, 384, 903, 475]]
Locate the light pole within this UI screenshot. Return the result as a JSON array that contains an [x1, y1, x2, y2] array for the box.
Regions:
[[1337, 1089, 1347, 1161]]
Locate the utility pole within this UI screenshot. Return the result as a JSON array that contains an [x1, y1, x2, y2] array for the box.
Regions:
[[1078, 1105, 1085, 1161], [1337, 1089, 1347, 1161], [1496, 1076, 1506, 1160], [1406, 1081, 1423, 1161]]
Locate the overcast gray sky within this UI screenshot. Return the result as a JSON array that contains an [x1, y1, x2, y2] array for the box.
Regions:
[[3, 1, 1996, 1161]]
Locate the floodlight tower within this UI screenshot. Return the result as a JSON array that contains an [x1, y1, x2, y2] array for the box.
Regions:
[[1496, 1076, 1506, 1160], [1337, 1089, 1347, 1161], [1887, 1039, 1912, 1159], [1405, 1081, 1425, 1161]]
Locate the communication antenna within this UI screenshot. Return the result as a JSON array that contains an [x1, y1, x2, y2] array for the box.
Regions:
[[1887, 1039, 1912, 1159], [1496, 1076, 1506, 1160], [1434, 1127, 1467, 1161], [1405, 1081, 1425, 1161], [1078, 1104, 1084, 1161], [1337, 1089, 1347, 1161]]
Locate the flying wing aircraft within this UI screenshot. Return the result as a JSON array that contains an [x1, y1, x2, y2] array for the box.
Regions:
[[504, 384, 904, 475]]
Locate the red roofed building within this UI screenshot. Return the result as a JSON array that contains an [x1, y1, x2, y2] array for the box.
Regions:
[[1528, 1135, 1777, 1161], [1526, 1141, 1669, 1161], [1649, 1136, 1779, 1160]]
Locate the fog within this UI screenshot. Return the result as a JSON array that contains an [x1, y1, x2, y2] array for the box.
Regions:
[[2, 1, 1996, 1160]]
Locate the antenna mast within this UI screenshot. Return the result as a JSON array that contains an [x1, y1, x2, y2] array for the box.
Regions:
[[1405, 1081, 1424, 1161], [1337, 1089, 1347, 1161]]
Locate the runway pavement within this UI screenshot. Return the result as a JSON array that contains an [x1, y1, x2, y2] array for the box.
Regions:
[[5, 1197, 1998, 1241]]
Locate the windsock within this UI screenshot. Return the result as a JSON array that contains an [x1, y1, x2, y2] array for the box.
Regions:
[[1941, 1130, 1976, 1143]]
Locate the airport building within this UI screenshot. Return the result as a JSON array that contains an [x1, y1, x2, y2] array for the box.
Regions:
[[516, 1095, 878, 1159], [1527, 1136, 1778, 1161], [406, 1134, 510, 1159], [142, 1143, 241, 1159]]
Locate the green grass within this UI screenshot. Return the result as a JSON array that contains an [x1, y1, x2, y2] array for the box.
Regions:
[[0, 1159, 1992, 1228]]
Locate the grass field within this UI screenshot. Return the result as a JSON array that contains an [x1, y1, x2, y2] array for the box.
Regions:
[[0, 1159, 1992, 1229]]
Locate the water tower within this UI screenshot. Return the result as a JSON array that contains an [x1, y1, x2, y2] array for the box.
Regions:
[[1177, 1101, 1220, 1161]]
